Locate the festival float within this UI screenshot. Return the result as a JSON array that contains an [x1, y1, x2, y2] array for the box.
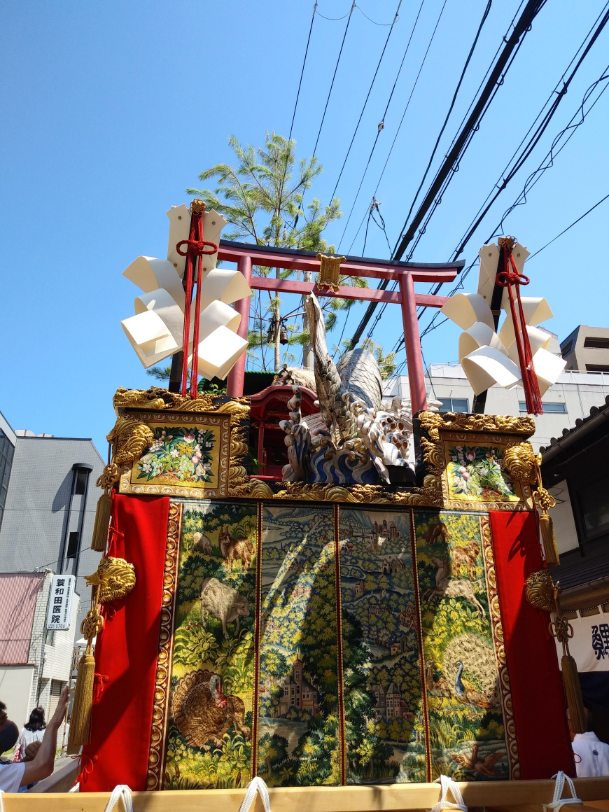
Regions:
[[17, 201, 609, 810]]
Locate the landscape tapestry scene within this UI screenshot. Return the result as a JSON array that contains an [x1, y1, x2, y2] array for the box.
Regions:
[[413, 509, 510, 781], [257, 505, 341, 787], [164, 500, 258, 790], [339, 508, 427, 783]]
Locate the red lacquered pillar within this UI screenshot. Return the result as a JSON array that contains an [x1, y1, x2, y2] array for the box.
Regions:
[[226, 254, 252, 397], [398, 272, 427, 413]]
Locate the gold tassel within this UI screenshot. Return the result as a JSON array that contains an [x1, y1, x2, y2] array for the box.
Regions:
[[67, 650, 95, 752], [91, 490, 112, 552], [539, 512, 559, 566], [562, 653, 586, 734]]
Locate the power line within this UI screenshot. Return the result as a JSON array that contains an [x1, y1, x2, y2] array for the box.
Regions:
[[491, 62, 609, 234], [448, 3, 609, 261], [344, 0, 528, 257], [312, 1, 356, 158], [410, 9, 609, 324], [336, 0, 429, 249], [399, 0, 493, 234], [329, 0, 403, 202], [392, 0, 550, 262], [341, 0, 453, 348], [347, 0, 523, 345], [527, 191, 609, 261], [361, 0, 493, 339], [289, 2, 318, 140], [402, 63, 609, 344]]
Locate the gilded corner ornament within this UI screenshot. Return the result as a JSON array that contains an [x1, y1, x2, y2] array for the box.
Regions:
[[502, 442, 537, 484], [85, 556, 136, 604], [525, 569, 555, 613]]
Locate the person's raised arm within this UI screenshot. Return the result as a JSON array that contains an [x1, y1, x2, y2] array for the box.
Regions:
[[20, 686, 69, 787]]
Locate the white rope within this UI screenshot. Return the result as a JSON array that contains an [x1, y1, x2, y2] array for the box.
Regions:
[[430, 774, 468, 812], [544, 771, 582, 812], [238, 777, 272, 812], [103, 784, 134, 812]]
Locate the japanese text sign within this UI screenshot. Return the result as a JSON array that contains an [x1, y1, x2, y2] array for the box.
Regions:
[[46, 574, 76, 631]]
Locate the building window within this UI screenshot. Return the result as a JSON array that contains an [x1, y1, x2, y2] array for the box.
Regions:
[[74, 468, 89, 495], [0, 429, 15, 532], [584, 337, 609, 349], [519, 402, 566, 414], [586, 364, 609, 373], [561, 342, 573, 356], [576, 472, 609, 541], [66, 531, 79, 559], [438, 398, 469, 413]]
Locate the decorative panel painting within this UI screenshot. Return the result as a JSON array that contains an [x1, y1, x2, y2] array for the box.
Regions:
[[338, 508, 426, 783], [257, 504, 341, 786], [119, 411, 231, 498], [157, 499, 258, 790], [412, 510, 518, 781]]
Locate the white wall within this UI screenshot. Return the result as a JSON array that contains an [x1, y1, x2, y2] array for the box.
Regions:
[[0, 666, 35, 731], [548, 484, 579, 555], [384, 368, 609, 452]]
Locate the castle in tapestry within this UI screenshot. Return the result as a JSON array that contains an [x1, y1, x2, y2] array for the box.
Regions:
[[371, 682, 414, 721], [261, 656, 321, 718]]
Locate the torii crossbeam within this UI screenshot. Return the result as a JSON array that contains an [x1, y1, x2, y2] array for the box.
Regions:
[[219, 240, 465, 412]]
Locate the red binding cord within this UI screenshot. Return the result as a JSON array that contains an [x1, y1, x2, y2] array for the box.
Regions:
[[176, 209, 218, 396], [497, 241, 543, 415]]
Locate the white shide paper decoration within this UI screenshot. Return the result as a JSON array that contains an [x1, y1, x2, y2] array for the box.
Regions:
[[440, 241, 566, 398], [120, 204, 251, 380]]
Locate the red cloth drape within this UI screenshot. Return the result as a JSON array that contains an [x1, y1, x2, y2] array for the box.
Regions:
[[81, 494, 170, 791], [490, 510, 574, 778]]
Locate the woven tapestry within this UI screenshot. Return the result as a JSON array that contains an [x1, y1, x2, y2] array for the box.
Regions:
[[148, 501, 516, 789]]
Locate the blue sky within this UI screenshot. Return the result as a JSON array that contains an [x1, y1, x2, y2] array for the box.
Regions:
[[1, 0, 608, 452]]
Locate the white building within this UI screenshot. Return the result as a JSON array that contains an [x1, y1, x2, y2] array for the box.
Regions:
[[0, 570, 78, 738], [384, 365, 609, 452]]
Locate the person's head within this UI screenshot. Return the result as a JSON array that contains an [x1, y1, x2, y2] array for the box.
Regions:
[[24, 706, 46, 732], [0, 702, 18, 753]]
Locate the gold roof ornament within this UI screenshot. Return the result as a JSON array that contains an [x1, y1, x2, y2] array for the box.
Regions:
[[316, 253, 346, 293]]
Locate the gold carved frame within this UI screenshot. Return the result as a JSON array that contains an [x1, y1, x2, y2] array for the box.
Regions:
[[118, 410, 232, 498], [416, 412, 536, 512], [101, 390, 537, 510]]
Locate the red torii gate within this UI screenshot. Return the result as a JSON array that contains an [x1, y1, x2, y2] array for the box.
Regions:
[[218, 240, 464, 413]]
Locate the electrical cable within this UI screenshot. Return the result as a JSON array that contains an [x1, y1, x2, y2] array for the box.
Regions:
[[527, 191, 609, 261], [329, 0, 403, 202], [404, 68, 609, 343], [346, 0, 523, 345], [312, 1, 356, 158], [400, 0, 493, 233], [345, 0, 528, 257], [450, 1, 609, 258], [448, 3, 609, 261], [289, 2, 318, 139], [361, 0, 493, 339], [409, 12, 609, 333], [392, 0, 550, 262], [336, 0, 429, 249], [294, 1, 355, 229]]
